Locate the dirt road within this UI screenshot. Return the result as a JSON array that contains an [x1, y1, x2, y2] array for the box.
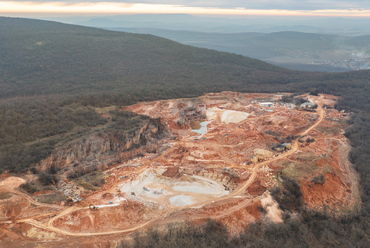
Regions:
[[12, 96, 325, 237], [231, 96, 324, 196], [8, 189, 64, 210]]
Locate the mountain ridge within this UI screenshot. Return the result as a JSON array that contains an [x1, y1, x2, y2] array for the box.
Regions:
[[0, 16, 306, 100]]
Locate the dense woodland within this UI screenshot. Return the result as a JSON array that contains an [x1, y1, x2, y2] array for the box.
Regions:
[[0, 97, 151, 173], [1, 17, 370, 247]]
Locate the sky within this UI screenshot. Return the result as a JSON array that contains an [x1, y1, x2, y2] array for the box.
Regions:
[[1, 0, 370, 17]]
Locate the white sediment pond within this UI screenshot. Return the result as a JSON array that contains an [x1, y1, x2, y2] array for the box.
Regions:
[[119, 170, 228, 207], [192, 121, 208, 135]]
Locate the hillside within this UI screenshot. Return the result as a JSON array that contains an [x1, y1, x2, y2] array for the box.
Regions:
[[0, 17, 308, 174], [1, 17, 370, 173], [0, 17, 305, 100], [2, 17, 369, 103], [109, 28, 370, 72], [2, 16, 370, 247]]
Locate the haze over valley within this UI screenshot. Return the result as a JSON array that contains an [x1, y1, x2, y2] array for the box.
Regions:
[[0, 6, 370, 247], [50, 14, 370, 72]]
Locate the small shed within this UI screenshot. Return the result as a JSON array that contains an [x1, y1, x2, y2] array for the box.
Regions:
[[281, 143, 292, 149], [300, 102, 316, 109]]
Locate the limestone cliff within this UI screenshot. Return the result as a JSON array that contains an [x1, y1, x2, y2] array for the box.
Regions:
[[39, 118, 165, 171]]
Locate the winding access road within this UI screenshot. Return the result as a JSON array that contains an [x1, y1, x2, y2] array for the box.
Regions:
[[10, 96, 325, 237]]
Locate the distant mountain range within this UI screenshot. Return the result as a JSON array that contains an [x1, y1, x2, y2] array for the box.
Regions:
[[1, 17, 369, 102], [104, 28, 370, 72], [43, 14, 370, 72], [63, 14, 370, 35]]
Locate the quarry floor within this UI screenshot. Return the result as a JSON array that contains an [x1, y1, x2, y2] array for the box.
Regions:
[[0, 92, 360, 247]]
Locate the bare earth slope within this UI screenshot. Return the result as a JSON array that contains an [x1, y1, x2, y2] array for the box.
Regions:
[[0, 92, 359, 246]]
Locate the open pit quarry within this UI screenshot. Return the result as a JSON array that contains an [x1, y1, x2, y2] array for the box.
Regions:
[[0, 92, 360, 247]]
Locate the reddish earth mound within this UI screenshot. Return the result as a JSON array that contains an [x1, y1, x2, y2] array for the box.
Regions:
[[162, 167, 180, 178], [248, 180, 266, 196], [301, 173, 350, 209], [53, 202, 149, 233]]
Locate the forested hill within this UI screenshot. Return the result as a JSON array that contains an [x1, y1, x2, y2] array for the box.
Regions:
[[0, 17, 307, 100], [3, 17, 370, 247]]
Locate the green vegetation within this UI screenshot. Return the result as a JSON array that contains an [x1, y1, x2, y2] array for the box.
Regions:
[[291, 152, 317, 162], [1, 17, 370, 247], [282, 162, 318, 179], [317, 125, 342, 135], [271, 176, 303, 212], [0, 100, 107, 173], [110, 28, 370, 72], [1, 17, 369, 176], [0, 17, 290, 100], [20, 180, 54, 194], [108, 110, 149, 131], [78, 171, 107, 191], [36, 192, 66, 204], [0, 17, 369, 107]]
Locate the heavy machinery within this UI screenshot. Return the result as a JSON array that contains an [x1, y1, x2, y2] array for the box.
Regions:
[[89, 204, 99, 210], [143, 187, 150, 191], [300, 142, 309, 147], [153, 189, 163, 195], [67, 196, 78, 203]]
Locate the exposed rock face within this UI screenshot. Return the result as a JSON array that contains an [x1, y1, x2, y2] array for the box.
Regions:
[[40, 118, 165, 171], [176, 105, 206, 128]]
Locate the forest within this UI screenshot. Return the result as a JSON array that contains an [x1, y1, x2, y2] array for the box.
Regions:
[[1, 17, 370, 247]]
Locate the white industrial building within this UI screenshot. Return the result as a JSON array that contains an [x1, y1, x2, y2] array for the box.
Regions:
[[259, 102, 274, 107]]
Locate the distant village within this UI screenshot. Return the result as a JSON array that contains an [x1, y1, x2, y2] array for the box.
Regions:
[[311, 58, 370, 70]]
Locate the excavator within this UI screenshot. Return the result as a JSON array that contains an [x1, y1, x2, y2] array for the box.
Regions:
[[67, 196, 78, 203], [300, 142, 310, 148], [89, 204, 99, 210]]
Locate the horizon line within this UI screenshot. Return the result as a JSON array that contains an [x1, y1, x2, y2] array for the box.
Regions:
[[1, 2, 370, 18]]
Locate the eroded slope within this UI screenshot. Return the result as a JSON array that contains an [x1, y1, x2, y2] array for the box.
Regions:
[[0, 92, 359, 246]]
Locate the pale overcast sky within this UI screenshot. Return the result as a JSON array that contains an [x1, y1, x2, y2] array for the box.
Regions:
[[48, 0, 370, 10], [1, 0, 370, 17]]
